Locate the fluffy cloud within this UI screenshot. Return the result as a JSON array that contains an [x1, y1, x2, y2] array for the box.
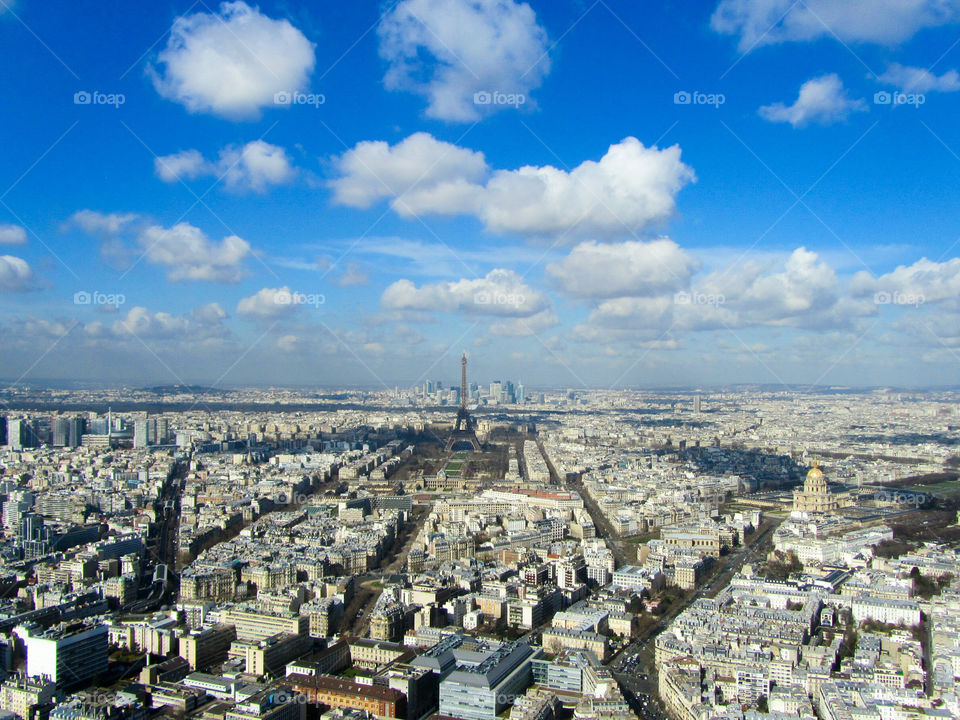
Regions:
[[331, 134, 695, 237], [156, 141, 297, 192], [70, 212, 253, 283], [153, 150, 206, 183], [697, 247, 867, 329], [573, 247, 864, 345], [878, 63, 960, 92], [329, 132, 488, 208], [0, 255, 34, 291], [381, 268, 550, 318], [136, 223, 252, 282], [68, 210, 138, 235], [236, 286, 297, 319], [378, 0, 550, 121], [476, 139, 694, 236], [490, 309, 558, 336], [150, 1, 315, 119], [851, 257, 960, 303], [0, 224, 26, 245], [760, 74, 867, 127], [711, 0, 960, 51], [547, 239, 699, 298], [114, 303, 229, 341]]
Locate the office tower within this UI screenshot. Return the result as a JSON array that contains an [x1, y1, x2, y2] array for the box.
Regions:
[[147, 417, 157, 444], [18, 513, 43, 542], [67, 417, 84, 447], [156, 418, 169, 444], [134, 418, 149, 449], [694, 395, 701, 414], [6, 419, 25, 450], [489, 381, 502, 404], [15, 622, 109, 689], [52, 418, 69, 447], [3, 490, 33, 531], [517, 383, 525, 404], [438, 641, 540, 720], [88, 417, 108, 435]]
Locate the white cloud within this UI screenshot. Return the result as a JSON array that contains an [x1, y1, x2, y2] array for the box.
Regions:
[[70, 213, 253, 283], [0, 255, 34, 291], [381, 268, 550, 317], [711, 0, 960, 51], [136, 222, 252, 283], [237, 286, 297, 319], [547, 238, 699, 299], [760, 74, 867, 127], [851, 257, 960, 303], [878, 63, 960, 92], [573, 247, 864, 345], [0, 224, 26, 245], [490, 308, 558, 336], [68, 210, 138, 235], [113, 303, 229, 341], [156, 140, 297, 192], [331, 134, 695, 237], [154, 150, 206, 183], [329, 132, 488, 208], [378, 0, 550, 121], [476, 138, 695, 236], [698, 247, 867, 329], [150, 1, 315, 119]]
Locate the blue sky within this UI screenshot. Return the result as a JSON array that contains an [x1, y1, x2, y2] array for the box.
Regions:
[[2, 0, 960, 389]]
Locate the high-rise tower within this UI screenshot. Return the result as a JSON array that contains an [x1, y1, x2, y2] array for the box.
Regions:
[[446, 353, 481, 452]]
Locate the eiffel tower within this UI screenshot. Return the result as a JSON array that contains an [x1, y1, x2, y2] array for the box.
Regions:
[[445, 353, 481, 452]]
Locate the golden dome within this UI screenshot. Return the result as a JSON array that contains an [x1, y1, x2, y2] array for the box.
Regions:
[[806, 461, 824, 481]]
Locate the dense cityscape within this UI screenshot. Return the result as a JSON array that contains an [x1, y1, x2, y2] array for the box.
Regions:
[[0, 361, 957, 720]]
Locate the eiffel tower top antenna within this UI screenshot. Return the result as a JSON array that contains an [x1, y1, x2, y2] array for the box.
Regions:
[[460, 352, 468, 410]]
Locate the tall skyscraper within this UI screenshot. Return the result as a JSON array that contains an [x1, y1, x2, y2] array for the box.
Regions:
[[67, 417, 84, 447], [7, 419, 25, 450], [133, 418, 149, 449], [156, 418, 169, 444], [694, 395, 701, 414], [52, 418, 69, 447], [517, 383, 525, 404]]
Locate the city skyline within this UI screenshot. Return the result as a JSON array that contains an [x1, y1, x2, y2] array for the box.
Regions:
[[3, 1, 960, 389]]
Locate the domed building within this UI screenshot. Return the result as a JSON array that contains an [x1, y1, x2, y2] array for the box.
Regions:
[[793, 460, 840, 514]]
